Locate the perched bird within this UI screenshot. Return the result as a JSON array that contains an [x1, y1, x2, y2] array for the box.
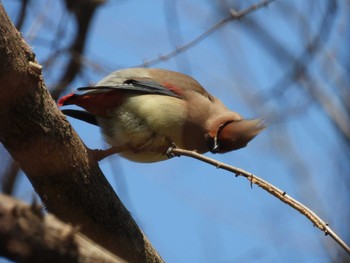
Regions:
[[58, 68, 264, 162]]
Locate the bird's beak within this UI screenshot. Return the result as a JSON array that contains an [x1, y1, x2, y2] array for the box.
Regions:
[[206, 121, 233, 153]]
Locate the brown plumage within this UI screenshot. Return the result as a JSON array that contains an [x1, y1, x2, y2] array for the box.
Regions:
[[58, 68, 265, 162]]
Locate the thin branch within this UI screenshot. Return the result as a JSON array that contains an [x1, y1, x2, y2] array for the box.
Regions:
[[137, 0, 276, 67], [260, 0, 337, 99], [299, 75, 350, 146], [50, 0, 105, 100], [1, 160, 20, 195], [229, 0, 275, 18], [15, 0, 29, 30], [167, 147, 350, 256]]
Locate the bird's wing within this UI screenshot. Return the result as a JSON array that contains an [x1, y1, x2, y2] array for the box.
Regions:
[[58, 77, 183, 117], [77, 78, 181, 98]]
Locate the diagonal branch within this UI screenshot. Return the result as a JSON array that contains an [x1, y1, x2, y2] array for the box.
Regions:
[[168, 147, 350, 256], [137, 0, 276, 67], [50, 0, 105, 100]]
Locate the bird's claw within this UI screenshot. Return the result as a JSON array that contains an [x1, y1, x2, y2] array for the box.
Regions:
[[166, 143, 179, 159]]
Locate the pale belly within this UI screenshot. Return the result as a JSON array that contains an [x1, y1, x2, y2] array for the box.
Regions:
[[97, 95, 187, 162]]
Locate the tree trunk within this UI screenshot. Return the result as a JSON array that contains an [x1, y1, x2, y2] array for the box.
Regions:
[[0, 3, 162, 262]]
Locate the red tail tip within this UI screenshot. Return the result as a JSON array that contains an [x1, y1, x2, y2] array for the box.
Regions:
[[57, 93, 75, 106]]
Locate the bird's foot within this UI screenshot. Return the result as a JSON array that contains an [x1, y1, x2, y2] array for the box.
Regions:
[[166, 143, 179, 159], [90, 147, 121, 161]]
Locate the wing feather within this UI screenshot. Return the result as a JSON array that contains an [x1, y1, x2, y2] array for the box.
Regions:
[[61, 109, 98, 126], [77, 79, 180, 98]]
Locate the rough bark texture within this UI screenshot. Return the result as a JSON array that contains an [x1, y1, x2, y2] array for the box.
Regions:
[[0, 194, 125, 263], [0, 3, 162, 263]]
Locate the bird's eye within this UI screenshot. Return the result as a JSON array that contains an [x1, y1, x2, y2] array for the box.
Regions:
[[124, 79, 135, 85]]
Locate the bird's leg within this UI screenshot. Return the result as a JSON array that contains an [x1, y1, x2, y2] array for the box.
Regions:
[[166, 141, 179, 159], [89, 146, 125, 161]]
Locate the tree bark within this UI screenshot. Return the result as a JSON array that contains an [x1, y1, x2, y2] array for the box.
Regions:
[[0, 3, 162, 262], [0, 194, 125, 263]]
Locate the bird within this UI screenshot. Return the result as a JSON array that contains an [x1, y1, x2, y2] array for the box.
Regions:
[[58, 68, 264, 163]]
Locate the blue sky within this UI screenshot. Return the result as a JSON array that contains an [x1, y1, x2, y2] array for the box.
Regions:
[[2, 0, 349, 262]]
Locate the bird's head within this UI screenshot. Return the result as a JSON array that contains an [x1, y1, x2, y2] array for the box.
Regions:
[[206, 119, 265, 153]]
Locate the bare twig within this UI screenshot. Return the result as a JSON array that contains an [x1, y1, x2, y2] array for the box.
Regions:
[[137, 0, 276, 67], [229, 0, 274, 18], [1, 161, 20, 195], [167, 147, 350, 256], [50, 0, 105, 100], [15, 0, 29, 30]]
